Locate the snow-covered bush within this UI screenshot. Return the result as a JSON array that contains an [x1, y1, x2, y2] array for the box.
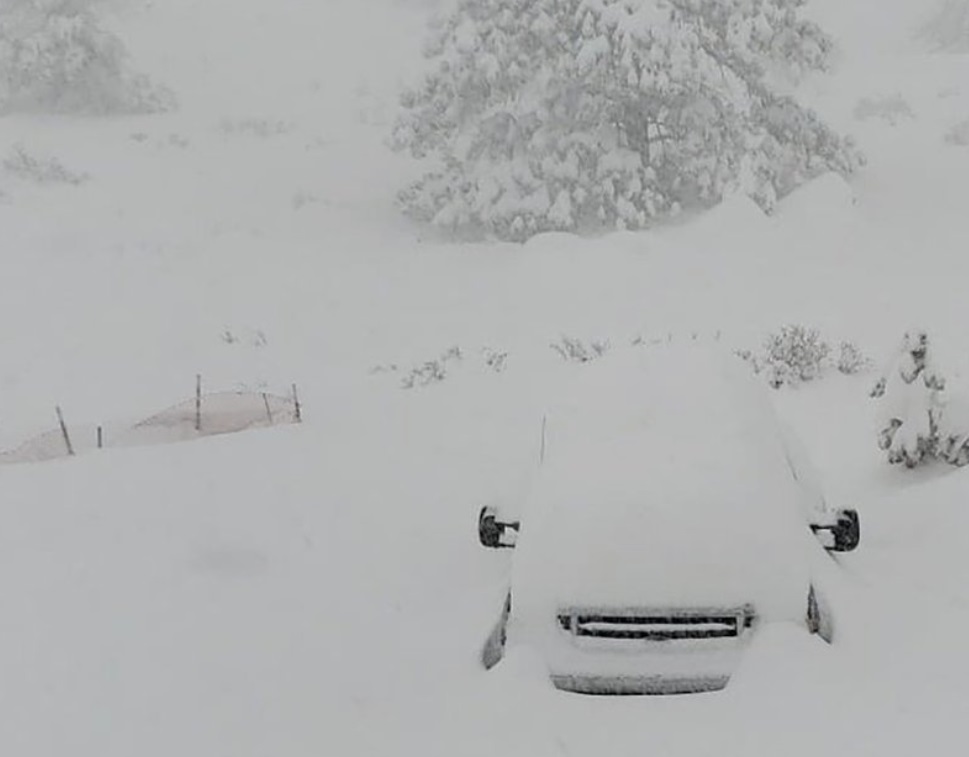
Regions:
[[401, 346, 463, 388], [944, 119, 969, 146], [0, 0, 174, 114], [401, 360, 447, 388], [837, 340, 871, 375], [760, 325, 830, 388], [218, 118, 292, 138], [292, 190, 319, 210], [734, 347, 762, 374], [482, 347, 509, 373], [3, 144, 88, 184], [868, 330, 969, 469], [853, 95, 915, 126], [870, 331, 946, 468], [392, 0, 861, 241], [377, 345, 509, 383], [550, 336, 609, 363], [220, 327, 268, 349]]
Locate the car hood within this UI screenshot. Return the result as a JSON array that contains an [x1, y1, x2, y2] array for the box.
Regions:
[[510, 433, 813, 625]]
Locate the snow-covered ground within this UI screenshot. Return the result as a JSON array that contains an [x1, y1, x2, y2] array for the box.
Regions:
[[2, 0, 969, 753]]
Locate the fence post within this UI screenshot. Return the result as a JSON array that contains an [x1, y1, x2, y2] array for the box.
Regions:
[[56, 406, 75, 457], [262, 393, 273, 425], [292, 383, 302, 423], [97, 426, 103, 449], [195, 374, 202, 432]]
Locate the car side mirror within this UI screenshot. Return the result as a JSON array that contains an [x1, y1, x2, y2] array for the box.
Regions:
[[832, 509, 860, 552], [811, 508, 860, 552], [478, 506, 520, 549]]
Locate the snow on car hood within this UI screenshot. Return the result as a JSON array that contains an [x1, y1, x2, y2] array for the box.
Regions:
[[510, 348, 813, 625]]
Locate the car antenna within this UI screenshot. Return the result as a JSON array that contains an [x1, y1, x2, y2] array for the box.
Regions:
[[540, 414, 547, 464]]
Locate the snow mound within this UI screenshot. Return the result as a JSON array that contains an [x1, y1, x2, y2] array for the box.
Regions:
[[773, 172, 857, 221], [522, 231, 586, 253], [727, 622, 831, 695], [487, 646, 555, 695], [687, 193, 767, 239]]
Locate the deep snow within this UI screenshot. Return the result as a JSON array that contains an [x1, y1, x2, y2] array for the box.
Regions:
[[2, 0, 969, 754]]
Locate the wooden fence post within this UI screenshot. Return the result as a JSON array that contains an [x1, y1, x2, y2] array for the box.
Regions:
[[195, 374, 202, 432], [262, 393, 273, 425], [56, 406, 75, 457]]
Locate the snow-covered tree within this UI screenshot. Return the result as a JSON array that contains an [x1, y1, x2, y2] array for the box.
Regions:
[[0, 0, 174, 114], [392, 0, 861, 241], [918, 0, 969, 52], [871, 330, 969, 468], [871, 330, 947, 468]]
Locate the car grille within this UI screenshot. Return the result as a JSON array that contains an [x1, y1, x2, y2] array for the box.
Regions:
[[557, 605, 756, 641]]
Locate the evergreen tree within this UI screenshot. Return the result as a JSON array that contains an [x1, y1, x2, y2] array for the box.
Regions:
[[0, 0, 174, 114], [871, 330, 947, 468], [392, 0, 861, 241]]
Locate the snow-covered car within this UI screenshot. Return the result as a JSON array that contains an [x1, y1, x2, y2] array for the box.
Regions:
[[478, 347, 859, 695]]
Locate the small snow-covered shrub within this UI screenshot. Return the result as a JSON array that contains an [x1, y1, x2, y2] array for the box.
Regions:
[[220, 327, 268, 348], [401, 361, 447, 388], [3, 145, 88, 184], [550, 336, 609, 364], [870, 331, 947, 468], [837, 341, 871, 375], [734, 348, 763, 375], [218, 118, 292, 138], [379, 345, 509, 382], [482, 347, 508, 373], [944, 119, 969, 146], [761, 325, 831, 388], [392, 0, 860, 241], [401, 346, 463, 388], [129, 132, 190, 150], [631, 334, 669, 348], [853, 95, 915, 126], [292, 190, 319, 210], [0, 0, 174, 114]]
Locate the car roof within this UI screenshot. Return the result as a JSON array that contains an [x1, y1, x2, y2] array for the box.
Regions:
[[542, 346, 778, 456]]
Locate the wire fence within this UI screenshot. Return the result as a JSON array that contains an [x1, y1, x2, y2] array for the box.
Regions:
[[0, 383, 302, 466]]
